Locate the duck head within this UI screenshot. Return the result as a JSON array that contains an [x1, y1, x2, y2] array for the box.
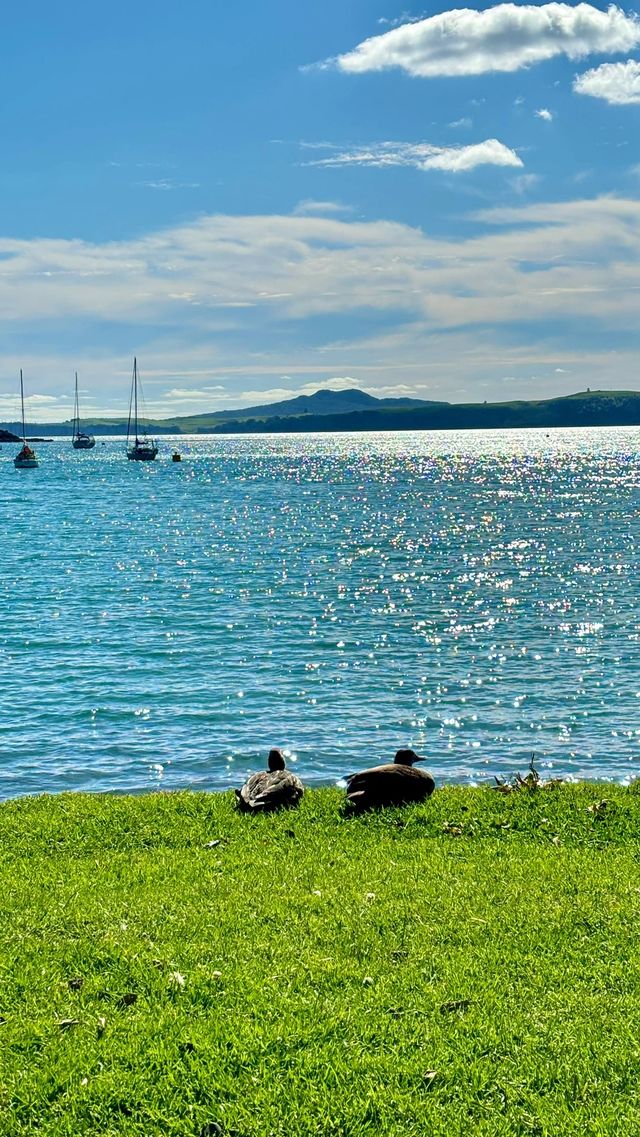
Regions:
[[267, 748, 286, 771], [394, 749, 424, 766]]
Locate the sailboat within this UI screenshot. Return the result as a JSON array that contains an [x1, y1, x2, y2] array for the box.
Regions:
[[126, 357, 158, 461], [14, 370, 38, 469], [71, 372, 95, 449]]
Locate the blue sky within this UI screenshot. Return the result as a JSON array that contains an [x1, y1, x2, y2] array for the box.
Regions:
[[1, 0, 640, 420]]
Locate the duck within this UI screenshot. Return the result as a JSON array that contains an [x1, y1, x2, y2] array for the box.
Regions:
[[344, 749, 435, 813], [235, 749, 304, 813]]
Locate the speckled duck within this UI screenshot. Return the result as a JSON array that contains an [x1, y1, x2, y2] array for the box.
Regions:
[[235, 749, 304, 813]]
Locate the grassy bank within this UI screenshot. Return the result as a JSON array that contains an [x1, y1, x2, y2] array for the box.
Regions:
[[2, 783, 640, 1135]]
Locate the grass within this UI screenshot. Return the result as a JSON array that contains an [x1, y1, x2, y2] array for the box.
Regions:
[[2, 782, 640, 1135]]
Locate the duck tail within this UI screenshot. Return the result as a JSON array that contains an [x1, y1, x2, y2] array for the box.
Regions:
[[345, 790, 366, 812]]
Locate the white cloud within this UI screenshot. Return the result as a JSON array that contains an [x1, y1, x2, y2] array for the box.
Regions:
[[535, 107, 554, 120], [426, 140, 522, 172], [574, 58, 640, 103], [361, 380, 436, 397], [376, 12, 414, 29], [0, 391, 66, 419], [311, 375, 364, 389], [25, 394, 64, 403], [333, 3, 640, 78], [510, 173, 542, 194], [293, 200, 355, 215], [2, 197, 640, 416], [137, 179, 200, 190], [307, 139, 523, 173], [165, 386, 226, 399], [0, 198, 638, 340]]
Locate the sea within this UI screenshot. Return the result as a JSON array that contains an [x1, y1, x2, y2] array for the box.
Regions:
[[1, 427, 639, 799]]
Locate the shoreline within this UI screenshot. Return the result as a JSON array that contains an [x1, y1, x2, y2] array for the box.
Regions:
[[6, 387, 640, 437], [1, 763, 637, 804], [0, 774, 637, 811]]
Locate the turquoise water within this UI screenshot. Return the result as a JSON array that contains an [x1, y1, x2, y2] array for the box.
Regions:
[[1, 428, 640, 797]]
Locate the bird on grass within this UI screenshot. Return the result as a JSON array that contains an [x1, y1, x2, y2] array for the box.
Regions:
[[344, 749, 435, 813], [235, 749, 304, 813]]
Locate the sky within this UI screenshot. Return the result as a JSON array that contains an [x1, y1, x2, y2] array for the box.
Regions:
[[1, 0, 640, 421]]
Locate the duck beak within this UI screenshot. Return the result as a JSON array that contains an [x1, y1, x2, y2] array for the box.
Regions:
[[395, 749, 425, 765]]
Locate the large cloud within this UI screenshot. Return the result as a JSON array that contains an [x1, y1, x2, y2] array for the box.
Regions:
[[1, 197, 640, 415], [333, 3, 640, 78], [574, 58, 640, 102], [307, 139, 523, 173], [1, 199, 639, 332]]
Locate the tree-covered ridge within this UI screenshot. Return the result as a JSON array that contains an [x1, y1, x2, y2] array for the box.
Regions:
[[4, 387, 640, 436]]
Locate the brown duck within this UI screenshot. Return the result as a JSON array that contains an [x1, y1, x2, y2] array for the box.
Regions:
[[345, 749, 435, 812], [235, 749, 304, 813]]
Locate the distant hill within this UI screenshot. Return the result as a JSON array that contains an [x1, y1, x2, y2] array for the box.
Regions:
[[203, 387, 441, 421], [208, 388, 640, 435], [5, 387, 640, 436], [163, 386, 443, 430], [0, 387, 444, 436]]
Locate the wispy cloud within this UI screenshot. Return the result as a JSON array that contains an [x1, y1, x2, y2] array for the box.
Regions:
[[376, 12, 415, 30], [535, 108, 554, 121], [136, 179, 201, 190], [165, 386, 226, 400], [574, 58, 640, 103], [0, 391, 67, 418], [510, 173, 543, 194], [1, 199, 639, 335], [306, 139, 523, 173], [293, 199, 355, 216], [330, 4, 640, 78]]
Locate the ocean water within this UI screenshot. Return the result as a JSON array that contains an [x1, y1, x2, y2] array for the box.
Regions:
[[1, 427, 640, 798]]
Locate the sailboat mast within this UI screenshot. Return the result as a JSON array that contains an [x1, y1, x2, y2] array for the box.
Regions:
[[134, 356, 139, 442], [74, 372, 79, 438], [20, 369, 26, 444]]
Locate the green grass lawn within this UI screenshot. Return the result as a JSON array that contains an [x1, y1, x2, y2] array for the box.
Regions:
[[2, 783, 640, 1135]]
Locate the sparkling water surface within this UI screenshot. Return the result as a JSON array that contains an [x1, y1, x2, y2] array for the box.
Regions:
[[1, 427, 640, 797]]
